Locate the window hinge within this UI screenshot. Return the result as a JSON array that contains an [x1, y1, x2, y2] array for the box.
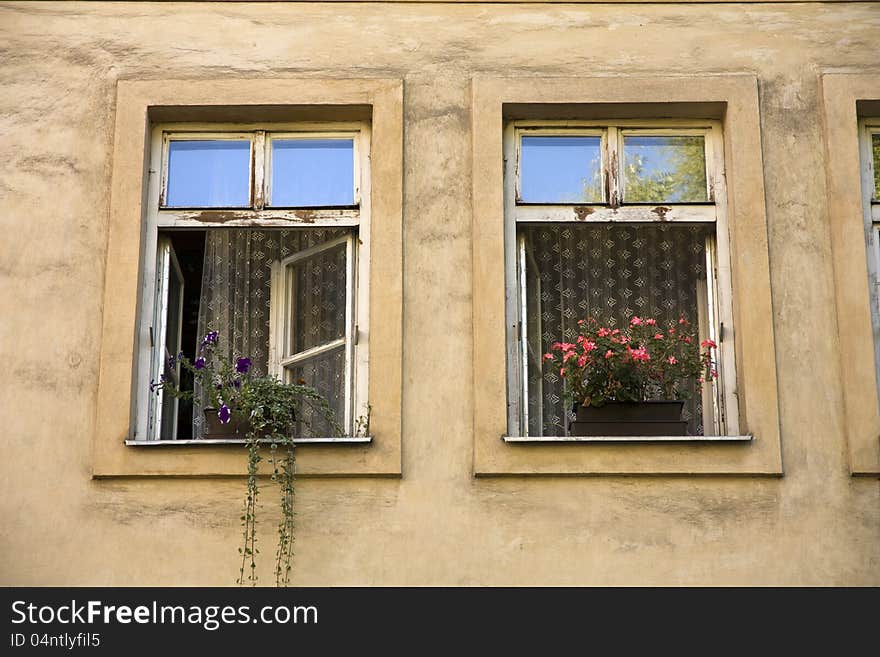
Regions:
[[353, 325, 359, 345], [149, 326, 155, 348], [718, 323, 724, 343]]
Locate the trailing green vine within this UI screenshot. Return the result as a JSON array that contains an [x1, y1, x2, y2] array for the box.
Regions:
[[152, 332, 341, 587]]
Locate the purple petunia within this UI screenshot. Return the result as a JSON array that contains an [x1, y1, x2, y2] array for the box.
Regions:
[[236, 357, 252, 374], [199, 331, 219, 351], [218, 404, 231, 425], [194, 357, 206, 370]]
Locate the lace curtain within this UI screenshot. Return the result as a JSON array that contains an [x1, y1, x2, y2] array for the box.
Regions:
[[193, 228, 349, 438], [521, 223, 713, 436]]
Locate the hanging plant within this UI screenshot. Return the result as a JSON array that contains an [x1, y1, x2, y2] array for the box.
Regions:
[[151, 331, 340, 586]]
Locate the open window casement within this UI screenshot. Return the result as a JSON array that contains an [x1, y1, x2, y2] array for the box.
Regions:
[[147, 236, 184, 441], [504, 120, 738, 438], [269, 233, 358, 435]]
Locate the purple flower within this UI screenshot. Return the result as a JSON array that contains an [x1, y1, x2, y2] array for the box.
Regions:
[[199, 331, 219, 351], [232, 378, 242, 390], [218, 404, 231, 425], [194, 357, 206, 370], [236, 357, 252, 374]]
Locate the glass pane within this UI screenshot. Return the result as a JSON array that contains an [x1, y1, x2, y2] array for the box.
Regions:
[[270, 139, 355, 207], [520, 223, 713, 437], [622, 135, 708, 203], [285, 346, 346, 437], [165, 140, 251, 207], [520, 136, 603, 203], [286, 242, 348, 356], [873, 133, 880, 199]]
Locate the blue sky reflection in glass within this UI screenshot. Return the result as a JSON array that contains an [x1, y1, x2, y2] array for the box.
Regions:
[[622, 135, 708, 203], [519, 136, 603, 203], [165, 140, 251, 207], [270, 139, 355, 207]]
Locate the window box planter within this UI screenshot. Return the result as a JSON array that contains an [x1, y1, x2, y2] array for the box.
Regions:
[[570, 400, 687, 437]]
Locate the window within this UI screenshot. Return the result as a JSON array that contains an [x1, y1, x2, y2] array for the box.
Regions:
[[504, 121, 738, 439], [137, 123, 370, 442], [820, 73, 880, 475], [860, 120, 880, 385]]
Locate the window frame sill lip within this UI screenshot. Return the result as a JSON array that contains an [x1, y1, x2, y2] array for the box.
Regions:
[[503, 434, 753, 443], [125, 436, 372, 446]]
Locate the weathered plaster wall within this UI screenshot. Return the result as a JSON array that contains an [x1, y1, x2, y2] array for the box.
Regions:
[[0, 1, 878, 585]]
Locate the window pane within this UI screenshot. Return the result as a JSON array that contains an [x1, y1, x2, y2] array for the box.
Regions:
[[521, 223, 713, 437], [520, 136, 603, 203], [270, 139, 355, 207], [285, 346, 346, 437], [165, 140, 251, 207], [285, 242, 348, 356], [873, 133, 880, 199], [622, 135, 708, 203]]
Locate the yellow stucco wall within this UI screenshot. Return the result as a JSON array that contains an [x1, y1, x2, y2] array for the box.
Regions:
[[0, 1, 878, 585]]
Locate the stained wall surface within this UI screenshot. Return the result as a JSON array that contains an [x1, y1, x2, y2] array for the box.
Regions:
[[1, 1, 878, 585]]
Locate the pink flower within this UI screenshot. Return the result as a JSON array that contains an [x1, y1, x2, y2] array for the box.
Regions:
[[583, 340, 597, 352], [667, 356, 677, 365], [630, 316, 643, 326], [597, 328, 610, 337], [604, 350, 614, 359], [630, 347, 650, 362], [577, 354, 588, 367], [654, 333, 664, 340], [679, 317, 689, 325], [682, 336, 692, 344], [564, 350, 577, 361], [560, 368, 566, 376], [542, 353, 553, 362], [668, 327, 676, 335], [611, 329, 620, 335], [645, 318, 657, 326], [711, 369, 718, 379], [698, 376, 704, 384], [701, 339, 717, 349]]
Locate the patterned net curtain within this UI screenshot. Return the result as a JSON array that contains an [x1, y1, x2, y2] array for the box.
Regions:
[[194, 228, 349, 438], [521, 223, 713, 436]]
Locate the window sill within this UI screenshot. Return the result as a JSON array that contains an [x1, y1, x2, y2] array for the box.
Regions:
[[503, 434, 753, 443], [125, 436, 372, 446]]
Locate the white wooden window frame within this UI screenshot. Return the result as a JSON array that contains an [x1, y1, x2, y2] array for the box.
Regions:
[[268, 233, 361, 433], [147, 236, 185, 441], [503, 119, 739, 438], [858, 119, 880, 390], [135, 121, 371, 442]]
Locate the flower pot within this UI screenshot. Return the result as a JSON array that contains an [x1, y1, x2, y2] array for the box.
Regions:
[[570, 400, 687, 436], [202, 408, 252, 439]]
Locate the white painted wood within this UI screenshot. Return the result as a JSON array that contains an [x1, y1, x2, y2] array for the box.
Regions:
[[858, 120, 880, 395], [252, 130, 266, 210], [156, 209, 360, 228], [126, 437, 372, 446], [511, 204, 717, 224], [503, 123, 523, 434], [706, 122, 739, 435], [503, 434, 753, 443]]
